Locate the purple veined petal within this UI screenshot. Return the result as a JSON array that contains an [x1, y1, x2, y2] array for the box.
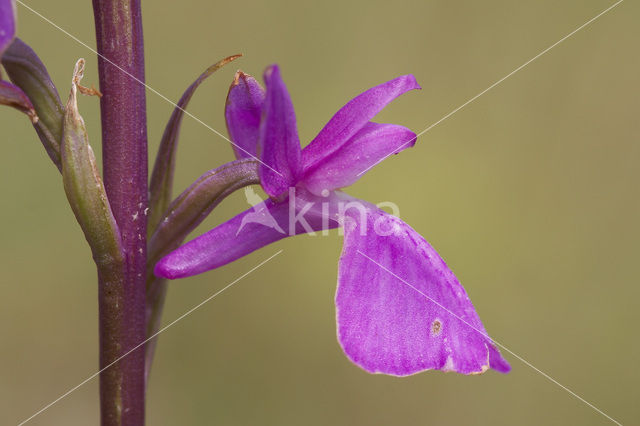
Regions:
[[225, 71, 265, 160], [335, 202, 510, 376], [154, 187, 338, 279], [302, 122, 417, 195], [258, 65, 302, 199], [302, 75, 420, 172], [0, 0, 17, 58]]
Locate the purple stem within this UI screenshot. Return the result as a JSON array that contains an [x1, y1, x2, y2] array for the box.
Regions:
[[92, 1, 147, 424]]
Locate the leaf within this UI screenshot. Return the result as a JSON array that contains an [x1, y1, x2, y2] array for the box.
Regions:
[[148, 54, 241, 234]]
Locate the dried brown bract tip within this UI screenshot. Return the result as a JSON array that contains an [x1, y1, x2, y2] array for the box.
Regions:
[[72, 59, 102, 98]]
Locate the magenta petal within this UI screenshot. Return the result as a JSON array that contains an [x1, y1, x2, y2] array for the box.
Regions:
[[302, 122, 416, 195], [259, 65, 302, 199], [154, 189, 337, 279], [336, 204, 510, 376], [0, 0, 16, 58], [225, 71, 265, 160], [302, 75, 420, 172]]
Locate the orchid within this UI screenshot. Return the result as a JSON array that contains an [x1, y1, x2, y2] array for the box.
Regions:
[[1, 0, 515, 420], [155, 65, 511, 377]]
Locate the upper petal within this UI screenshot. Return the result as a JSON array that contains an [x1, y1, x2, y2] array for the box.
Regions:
[[259, 65, 302, 199], [154, 188, 337, 279], [335, 202, 510, 376], [225, 71, 265, 160], [302, 75, 420, 172], [0, 0, 16, 58], [302, 122, 416, 195]]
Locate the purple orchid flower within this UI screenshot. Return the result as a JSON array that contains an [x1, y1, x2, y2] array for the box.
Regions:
[[155, 65, 510, 376], [0, 0, 37, 122]]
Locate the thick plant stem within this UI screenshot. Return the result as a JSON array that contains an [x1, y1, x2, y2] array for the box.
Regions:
[[92, 1, 148, 424]]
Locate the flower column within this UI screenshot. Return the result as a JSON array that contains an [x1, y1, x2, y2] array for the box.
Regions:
[[92, 1, 147, 424]]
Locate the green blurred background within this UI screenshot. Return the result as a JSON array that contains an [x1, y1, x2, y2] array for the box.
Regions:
[[1, 0, 638, 424]]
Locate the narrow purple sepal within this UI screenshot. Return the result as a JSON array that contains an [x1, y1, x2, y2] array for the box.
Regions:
[[258, 65, 302, 199], [302, 122, 417, 195], [225, 71, 265, 160], [302, 75, 420, 172], [336, 203, 510, 376]]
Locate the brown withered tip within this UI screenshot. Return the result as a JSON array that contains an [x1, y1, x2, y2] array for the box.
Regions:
[[232, 70, 258, 88], [232, 70, 248, 86], [218, 54, 242, 68], [78, 84, 103, 98], [72, 59, 102, 98], [201, 54, 242, 81]]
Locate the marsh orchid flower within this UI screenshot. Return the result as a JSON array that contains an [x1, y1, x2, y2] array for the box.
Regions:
[[155, 65, 510, 376]]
